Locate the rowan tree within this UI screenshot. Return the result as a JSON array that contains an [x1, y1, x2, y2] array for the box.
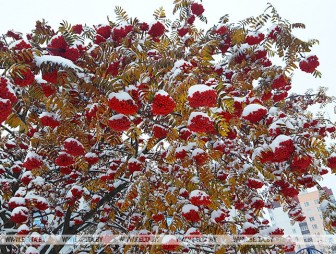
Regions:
[[1, 1, 336, 254]]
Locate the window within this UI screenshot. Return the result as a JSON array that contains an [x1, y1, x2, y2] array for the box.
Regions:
[[314, 200, 319, 204], [292, 229, 296, 233], [309, 216, 315, 221], [312, 224, 318, 229], [301, 226, 308, 231], [304, 202, 310, 207], [317, 207, 321, 211]]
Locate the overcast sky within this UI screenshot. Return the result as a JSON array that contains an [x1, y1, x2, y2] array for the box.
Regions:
[[1, 0, 335, 194]]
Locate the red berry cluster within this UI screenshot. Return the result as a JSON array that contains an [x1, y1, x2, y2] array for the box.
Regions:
[[64, 138, 85, 156], [192, 150, 208, 165], [8, 198, 26, 210], [12, 40, 32, 51], [327, 155, 336, 169], [212, 210, 228, 223], [273, 139, 295, 162], [96, 25, 111, 39], [179, 128, 192, 140], [247, 178, 264, 189], [251, 198, 265, 210], [41, 83, 56, 97], [128, 159, 142, 173], [242, 107, 268, 123], [182, 206, 200, 222], [12, 69, 35, 87], [216, 170, 229, 181], [0, 98, 12, 124], [108, 114, 131, 132], [269, 228, 284, 236], [0, 77, 17, 103], [85, 153, 99, 165], [42, 70, 58, 84], [189, 190, 211, 206], [22, 153, 43, 170], [282, 186, 299, 198], [273, 91, 288, 102], [153, 125, 168, 139], [47, 35, 80, 62], [268, 26, 280, 40], [106, 61, 120, 77], [85, 104, 99, 121], [151, 92, 176, 115], [11, 207, 29, 223], [34, 198, 48, 211], [178, 27, 189, 37], [271, 75, 289, 90], [108, 97, 138, 115], [148, 22, 165, 38], [152, 213, 164, 222], [190, 3, 205, 16], [297, 176, 315, 188], [55, 152, 75, 167], [188, 114, 214, 133], [72, 24, 83, 34], [188, 89, 217, 108], [162, 238, 179, 251], [283, 244, 296, 252], [259, 150, 274, 163], [40, 114, 60, 129], [245, 33, 265, 45], [20, 172, 33, 185], [139, 22, 149, 31], [291, 155, 312, 173], [242, 225, 258, 235], [299, 55, 319, 73], [112, 25, 133, 43], [175, 148, 187, 159]]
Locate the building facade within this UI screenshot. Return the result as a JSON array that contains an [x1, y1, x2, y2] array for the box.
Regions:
[[268, 187, 335, 253]]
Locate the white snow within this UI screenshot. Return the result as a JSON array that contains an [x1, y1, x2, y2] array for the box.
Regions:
[[109, 114, 127, 121], [108, 91, 134, 101], [85, 152, 98, 158], [242, 222, 257, 229], [182, 204, 199, 213], [176, 146, 188, 153], [11, 206, 29, 219], [192, 148, 205, 157], [155, 90, 169, 96], [128, 158, 140, 164], [25, 247, 39, 254], [242, 104, 267, 117], [269, 135, 292, 152], [24, 151, 42, 161], [188, 84, 215, 97], [35, 74, 48, 84], [34, 55, 82, 71], [39, 112, 60, 120], [211, 210, 223, 220], [64, 138, 83, 147], [189, 190, 208, 199], [161, 235, 177, 244], [188, 112, 210, 125], [14, 186, 27, 197], [185, 227, 200, 235], [17, 223, 29, 232], [9, 197, 26, 206], [30, 176, 45, 186], [320, 200, 335, 212]]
